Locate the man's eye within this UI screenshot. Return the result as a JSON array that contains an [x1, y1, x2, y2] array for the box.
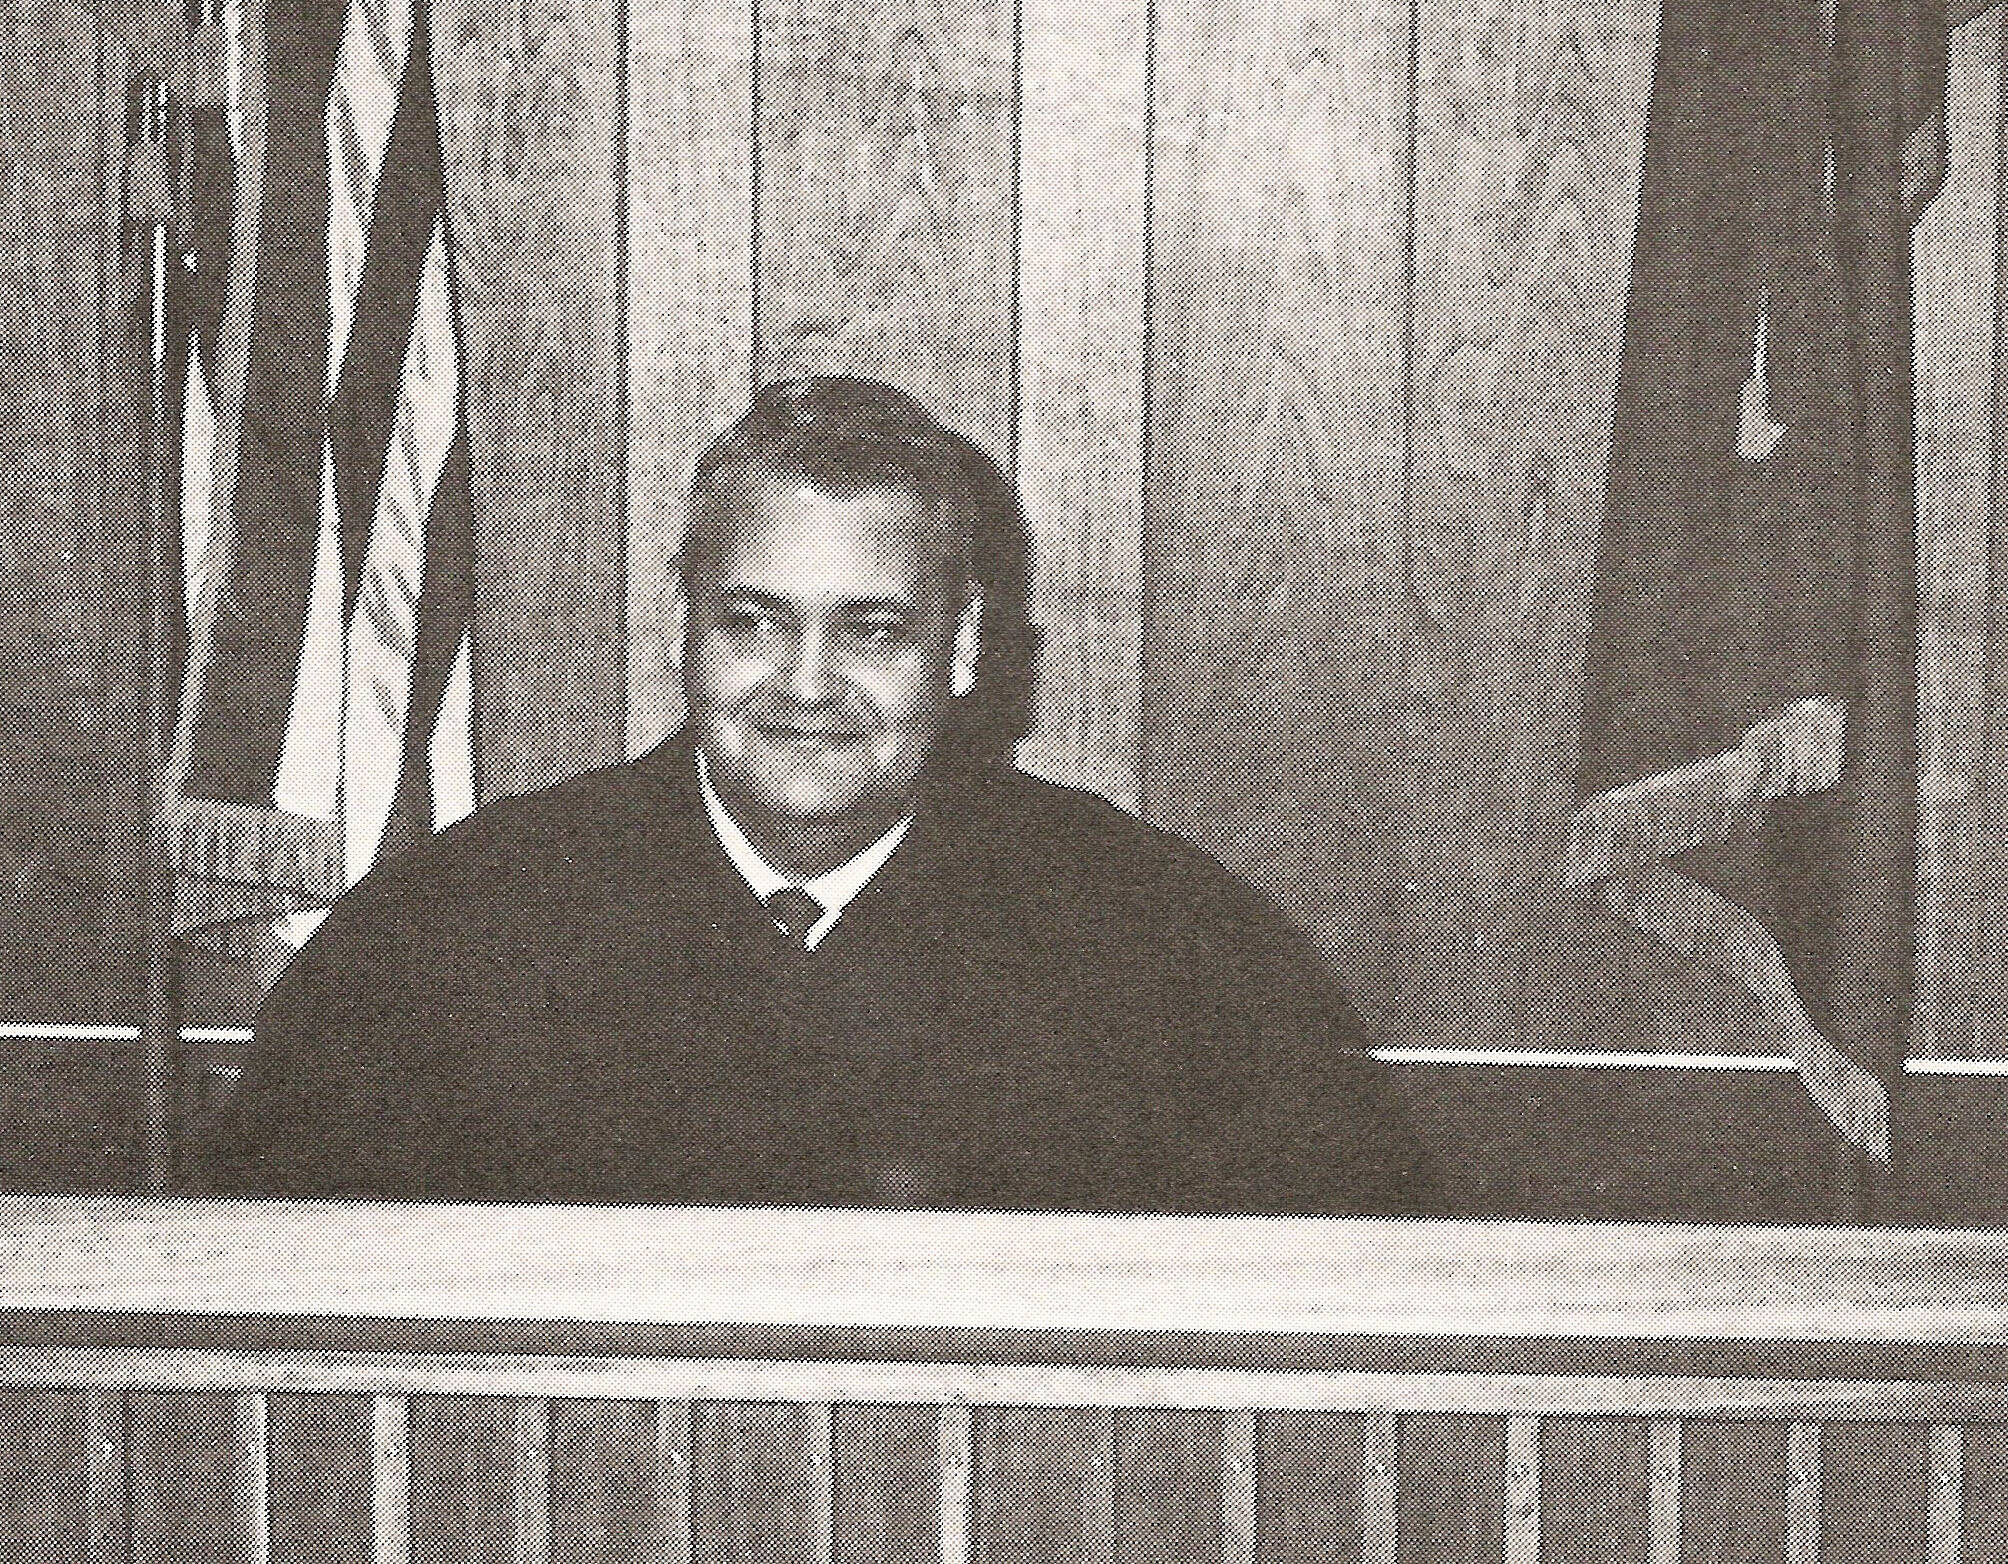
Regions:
[[850, 619, 909, 648], [717, 606, 771, 635]]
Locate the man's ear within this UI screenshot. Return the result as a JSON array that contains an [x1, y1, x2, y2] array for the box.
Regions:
[[951, 592, 982, 698]]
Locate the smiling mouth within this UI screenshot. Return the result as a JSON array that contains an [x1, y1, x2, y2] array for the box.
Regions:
[[757, 724, 867, 750]]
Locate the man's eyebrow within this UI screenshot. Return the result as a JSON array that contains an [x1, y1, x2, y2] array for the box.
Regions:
[[705, 586, 925, 615]]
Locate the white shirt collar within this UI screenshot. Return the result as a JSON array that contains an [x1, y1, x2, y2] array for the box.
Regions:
[[696, 747, 911, 950]]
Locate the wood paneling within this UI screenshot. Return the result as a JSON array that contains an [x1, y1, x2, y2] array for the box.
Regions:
[[1678, 1420, 1789, 1564], [436, 0, 625, 802], [32, 1210, 2008, 1564], [624, 0, 753, 756], [47, 1391, 2008, 1564], [1402, 0, 1656, 1050], [21, 1386, 2008, 1564], [0, 0, 124, 1027], [129, 1389, 268, 1564], [1818, 1422, 1933, 1564], [976, 1406, 1116, 1564], [547, 1398, 694, 1564], [1145, 0, 1412, 1003], [0, 1388, 124, 1562], [691, 1401, 834, 1564], [1113, 1408, 1229, 1564], [1962, 1425, 2008, 1564], [1012, 0, 1145, 807], [12, 0, 2008, 1207], [1398, 1414, 1506, 1564], [1942, 7, 2008, 1058], [266, 1391, 377, 1564], [1540, 1417, 1651, 1564], [1255, 1410, 1370, 1564], [753, 0, 1015, 456], [408, 1395, 553, 1564], [832, 1403, 939, 1564]]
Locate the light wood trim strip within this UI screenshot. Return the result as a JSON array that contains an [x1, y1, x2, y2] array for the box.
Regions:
[[1222, 1408, 1258, 1564], [232, 1391, 271, 1564], [509, 1399, 550, 1564], [26, 1198, 2008, 1347], [1361, 1410, 1399, 1564], [652, 1401, 694, 1564], [1504, 1415, 1539, 1564], [937, 1404, 973, 1564], [371, 1394, 410, 1564], [1928, 1424, 1962, 1564], [1647, 1420, 1680, 1564], [804, 1402, 834, 1564], [1083, 1409, 1117, 1564], [84, 1388, 125, 1561], [15, 1350, 2008, 1421], [1785, 1422, 1820, 1564]]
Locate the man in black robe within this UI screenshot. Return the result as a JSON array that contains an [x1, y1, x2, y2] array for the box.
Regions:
[[204, 377, 1428, 1213]]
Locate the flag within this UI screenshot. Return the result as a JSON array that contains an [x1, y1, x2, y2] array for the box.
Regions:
[[1570, 0, 1945, 1160], [176, 0, 475, 964]]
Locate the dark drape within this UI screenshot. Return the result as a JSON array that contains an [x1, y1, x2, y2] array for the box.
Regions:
[[1575, 0, 1944, 1148]]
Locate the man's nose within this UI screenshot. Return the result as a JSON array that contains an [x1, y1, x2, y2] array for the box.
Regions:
[[783, 621, 836, 703]]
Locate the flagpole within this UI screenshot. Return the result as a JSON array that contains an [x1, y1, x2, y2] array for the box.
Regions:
[[128, 73, 181, 1195]]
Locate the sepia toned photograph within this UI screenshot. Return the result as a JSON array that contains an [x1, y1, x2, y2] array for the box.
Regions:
[[0, 0, 2000, 1550]]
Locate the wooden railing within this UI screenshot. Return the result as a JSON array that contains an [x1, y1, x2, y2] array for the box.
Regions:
[[4, 1198, 2008, 1561]]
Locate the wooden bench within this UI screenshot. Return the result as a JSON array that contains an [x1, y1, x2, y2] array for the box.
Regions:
[[1, 1197, 2004, 1561]]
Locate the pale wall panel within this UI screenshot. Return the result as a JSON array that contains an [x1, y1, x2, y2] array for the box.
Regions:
[[625, 0, 754, 756], [1013, 0, 1145, 809], [0, 0, 126, 1026], [1145, 0, 1412, 1009], [438, 0, 626, 801], [1925, 9, 2008, 1058], [754, 0, 1016, 457], [1403, 0, 1656, 1051]]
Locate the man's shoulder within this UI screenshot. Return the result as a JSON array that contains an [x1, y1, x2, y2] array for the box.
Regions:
[[434, 745, 691, 854], [944, 763, 1193, 865], [937, 763, 1292, 931], [315, 744, 701, 929]]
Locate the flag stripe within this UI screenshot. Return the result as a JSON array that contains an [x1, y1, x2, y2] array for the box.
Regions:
[[326, 0, 411, 376], [393, 428, 473, 840], [183, 101, 235, 393], [329, 0, 438, 620], [340, 221, 460, 881], [183, 0, 345, 805]]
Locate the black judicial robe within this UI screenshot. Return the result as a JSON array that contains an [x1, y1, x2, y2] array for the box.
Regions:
[[202, 736, 1429, 1213]]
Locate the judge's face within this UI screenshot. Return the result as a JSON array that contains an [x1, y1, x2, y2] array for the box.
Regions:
[[681, 474, 977, 872]]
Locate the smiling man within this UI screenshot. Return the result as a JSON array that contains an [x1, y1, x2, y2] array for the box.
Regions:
[[680, 436, 982, 906], [205, 378, 1429, 1213]]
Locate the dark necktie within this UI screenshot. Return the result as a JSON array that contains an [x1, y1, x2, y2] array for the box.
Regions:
[[765, 885, 824, 947]]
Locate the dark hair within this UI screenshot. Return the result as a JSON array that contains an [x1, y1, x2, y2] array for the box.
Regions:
[[683, 376, 1039, 765]]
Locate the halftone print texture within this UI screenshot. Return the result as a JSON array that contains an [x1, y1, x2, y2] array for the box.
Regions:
[[0, 0, 2001, 1211], [181, 0, 474, 909]]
